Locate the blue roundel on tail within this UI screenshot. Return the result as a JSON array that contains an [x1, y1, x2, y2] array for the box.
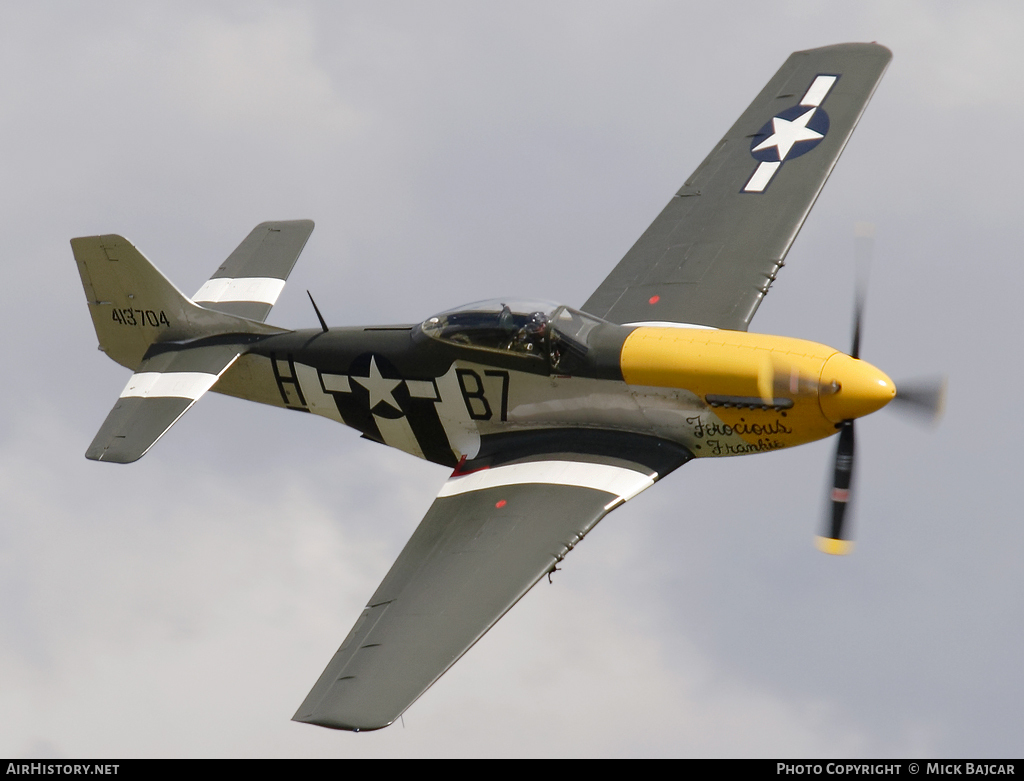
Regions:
[[750, 105, 830, 163]]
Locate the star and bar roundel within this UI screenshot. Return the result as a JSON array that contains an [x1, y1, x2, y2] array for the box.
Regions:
[[322, 354, 453, 462], [743, 74, 837, 193]]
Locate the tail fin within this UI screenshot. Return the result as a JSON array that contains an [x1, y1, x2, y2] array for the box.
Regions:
[[72, 233, 287, 371], [74, 223, 311, 462]]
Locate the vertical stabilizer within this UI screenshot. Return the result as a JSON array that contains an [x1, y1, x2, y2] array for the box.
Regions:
[[72, 234, 285, 370]]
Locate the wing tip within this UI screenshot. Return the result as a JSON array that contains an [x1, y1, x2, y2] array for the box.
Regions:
[[85, 442, 146, 464], [291, 710, 394, 732]]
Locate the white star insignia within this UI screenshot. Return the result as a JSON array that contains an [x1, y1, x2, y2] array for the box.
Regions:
[[752, 108, 823, 161], [352, 356, 403, 413]]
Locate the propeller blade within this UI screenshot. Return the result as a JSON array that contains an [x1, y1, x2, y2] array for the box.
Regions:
[[850, 289, 864, 362], [850, 222, 873, 361], [816, 420, 856, 555], [893, 377, 947, 424], [757, 354, 774, 405], [812, 224, 945, 555], [766, 359, 830, 398]]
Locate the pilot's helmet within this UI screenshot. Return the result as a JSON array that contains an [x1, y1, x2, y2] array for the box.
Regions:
[[524, 311, 548, 334]]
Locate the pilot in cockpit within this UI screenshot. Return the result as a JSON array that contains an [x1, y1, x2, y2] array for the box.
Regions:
[[508, 311, 549, 353]]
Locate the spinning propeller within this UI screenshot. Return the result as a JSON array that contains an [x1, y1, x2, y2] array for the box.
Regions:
[[815, 224, 946, 555]]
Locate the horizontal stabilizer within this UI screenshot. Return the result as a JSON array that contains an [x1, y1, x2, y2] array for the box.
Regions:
[[193, 220, 314, 322], [86, 341, 243, 463]]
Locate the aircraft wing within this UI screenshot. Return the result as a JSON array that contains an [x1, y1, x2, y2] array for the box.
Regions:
[[293, 430, 693, 730], [581, 43, 891, 331], [192, 220, 314, 322], [85, 341, 244, 463]]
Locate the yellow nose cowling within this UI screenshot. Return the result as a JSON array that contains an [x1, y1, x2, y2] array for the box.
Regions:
[[818, 353, 895, 423]]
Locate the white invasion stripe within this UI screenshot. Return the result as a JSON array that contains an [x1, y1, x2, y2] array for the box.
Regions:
[[437, 460, 656, 503], [193, 277, 286, 305], [406, 379, 440, 400], [624, 321, 718, 330], [744, 161, 781, 192], [800, 75, 837, 107], [119, 371, 220, 400], [374, 414, 425, 459], [321, 373, 351, 393], [293, 363, 344, 423]]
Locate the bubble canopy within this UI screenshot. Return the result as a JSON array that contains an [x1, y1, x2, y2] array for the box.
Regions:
[[421, 299, 605, 372]]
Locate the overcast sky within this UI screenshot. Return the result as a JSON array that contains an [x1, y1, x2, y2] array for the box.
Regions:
[[2, 0, 1022, 758]]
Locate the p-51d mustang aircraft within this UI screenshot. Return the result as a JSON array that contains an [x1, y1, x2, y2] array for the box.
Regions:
[[74, 43, 940, 731]]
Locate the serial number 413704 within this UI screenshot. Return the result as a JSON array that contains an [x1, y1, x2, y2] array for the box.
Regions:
[[111, 308, 170, 327]]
